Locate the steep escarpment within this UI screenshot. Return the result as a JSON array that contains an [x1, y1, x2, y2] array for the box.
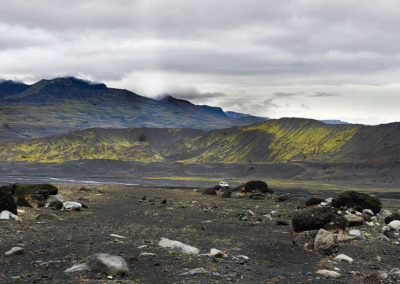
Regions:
[[0, 118, 399, 164]]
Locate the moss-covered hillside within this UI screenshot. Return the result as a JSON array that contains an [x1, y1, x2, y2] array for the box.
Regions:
[[1, 118, 399, 164]]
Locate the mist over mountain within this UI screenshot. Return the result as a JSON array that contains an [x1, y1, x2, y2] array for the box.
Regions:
[[0, 77, 267, 141]]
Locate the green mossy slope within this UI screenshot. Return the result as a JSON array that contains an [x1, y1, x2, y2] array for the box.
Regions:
[[0, 118, 399, 164]]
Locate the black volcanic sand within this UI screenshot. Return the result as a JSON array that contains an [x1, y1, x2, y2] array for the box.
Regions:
[[1, 185, 400, 283]]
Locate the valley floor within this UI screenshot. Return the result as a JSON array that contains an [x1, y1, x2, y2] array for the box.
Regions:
[[1, 184, 400, 283]]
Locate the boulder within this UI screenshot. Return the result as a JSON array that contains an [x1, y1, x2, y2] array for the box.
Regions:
[[332, 191, 381, 214], [221, 191, 232, 198], [47, 195, 65, 210], [293, 230, 317, 250], [64, 253, 129, 276], [385, 212, 400, 224], [63, 201, 82, 211], [0, 187, 17, 215], [16, 196, 32, 208], [313, 229, 337, 255], [316, 269, 341, 278], [344, 214, 364, 227], [292, 206, 337, 232], [305, 197, 325, 206], [388, 220, 400, 231], [0, 210, 20, 221], [14, 184, 58, 201], [4, 247, 24, 256], [334, 254, 353, 264], [243, 181, 272, 194], [158, 237, 200, 254], [201, 187, 217, 195]]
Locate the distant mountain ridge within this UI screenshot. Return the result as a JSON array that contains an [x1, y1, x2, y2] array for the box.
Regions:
[[0, 117, 399, 164], [0, 77, 267, 141]]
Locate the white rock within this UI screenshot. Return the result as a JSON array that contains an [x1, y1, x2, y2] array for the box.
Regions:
[[138, 245, 148, 249], [363, 209, 374, 216], [64, 263, 89, 273], [64, 253, 129, 276], [206, 248, 226, 258], [237, 255, 249, 260], [320, 202, 327, 206], [378, 271, 389, 280], [377, 235, 390, 242], [63, 201, 82, 211], [316, 269, 341, 278], [271, 210, 280, 217], [0, 210, 20, 221], [314, 229, 335, 253], [110, 234, 126, 239], [4, 247, 24, 256], [390, 268, 400, 279], [140, 252, 156, 257], [17, 209, 25, 214], [349, 229, 362, 238], [334, 254, 353, 264], [389, 220, 400, 231], [382, 225, 390, 232], [47, 194, 65, 203], [263, 214, 273, 221], [180, 267, 207, 275], [245, 210, 255, 216], [158, 238, 200, 254], [325, 198, 333, 204], [366, 221, 374, 226]]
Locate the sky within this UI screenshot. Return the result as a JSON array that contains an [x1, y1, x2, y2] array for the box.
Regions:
[[1, 0, 400, 124]]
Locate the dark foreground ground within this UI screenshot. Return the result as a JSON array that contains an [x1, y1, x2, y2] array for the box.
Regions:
[[1, 184, 400, 283]]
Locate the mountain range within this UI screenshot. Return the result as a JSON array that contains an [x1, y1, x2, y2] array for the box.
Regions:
[[0, 77, 266, 141]]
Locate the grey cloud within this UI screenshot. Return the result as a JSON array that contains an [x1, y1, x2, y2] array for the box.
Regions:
[[311, 92, 342, 98], [1, 1, 400, 81], [166, 86, 227, 101]]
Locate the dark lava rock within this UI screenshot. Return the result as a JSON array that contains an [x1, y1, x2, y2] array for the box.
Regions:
[[385, 212, 400, 224], [161, 199, 167, 204], [16, 196, 32, 208], [276, 194, 291, 202], [292, 206, 337, 232], [332, 191, 381, 214], [275, 220, 289, 226], [249, 193, 264, 200], [243, 181, 272, 194], [0, 187, 17, 215], [293, 230, 317, 251], [323, 216, 346, 231], [14, 184, 58, 201], [305, 197, 324, 206], [222, 191, 232, 198], [201, 187, 218, 195]]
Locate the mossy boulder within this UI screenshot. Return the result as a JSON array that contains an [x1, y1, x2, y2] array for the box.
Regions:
[[14, 184, 58, 201], [305, 197, 325, 206], [243, 181, 272, 193], [292, 206, 337, 232], [0, 186, 17, 215], [332, 191, 381, 214]]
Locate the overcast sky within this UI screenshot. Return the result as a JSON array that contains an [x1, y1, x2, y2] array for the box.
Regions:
[[1, 0, 400, 124]]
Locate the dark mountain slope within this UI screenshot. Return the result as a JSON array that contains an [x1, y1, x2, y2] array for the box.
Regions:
[[0, 80, 30, 99], [0, 77, 267, 141], [1, 118, 399, 164]]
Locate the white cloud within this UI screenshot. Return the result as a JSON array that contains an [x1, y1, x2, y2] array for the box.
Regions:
[[0, 1, 400, 124]]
